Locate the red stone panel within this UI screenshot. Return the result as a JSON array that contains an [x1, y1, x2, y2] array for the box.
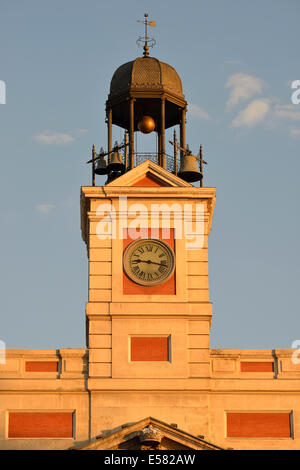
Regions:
[[227, 412, 291, 438], [240, 362, 274, 372], [8, 412, 73, 438], [25, 361, 58, 372], [131, 337, 169, 361]]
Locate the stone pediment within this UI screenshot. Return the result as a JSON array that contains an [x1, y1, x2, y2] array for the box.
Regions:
[[76, 417, 223, 450], [106, 160, 193, 188]]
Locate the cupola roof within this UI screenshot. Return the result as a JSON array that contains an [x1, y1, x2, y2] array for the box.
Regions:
[[109, 56, 184, 101]]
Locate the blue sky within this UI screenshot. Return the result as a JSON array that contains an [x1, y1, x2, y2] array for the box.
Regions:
[[0, 0, 299, 349]]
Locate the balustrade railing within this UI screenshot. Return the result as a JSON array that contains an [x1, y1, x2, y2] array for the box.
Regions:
[[133, 152, 179, 174]]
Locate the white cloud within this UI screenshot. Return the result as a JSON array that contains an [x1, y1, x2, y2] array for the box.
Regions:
[[273, 104, 300, 121], [290, 128, 300, 138], [188, 104, 212, 120], [226, 73, 265, 110], [231, 99, 271, 128], [36, 204, 55, 214], [33, 130, 74, 145], [75, 128, 88, 135]]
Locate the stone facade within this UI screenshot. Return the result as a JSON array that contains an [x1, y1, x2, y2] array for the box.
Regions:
[[1, 161, 299, 450]]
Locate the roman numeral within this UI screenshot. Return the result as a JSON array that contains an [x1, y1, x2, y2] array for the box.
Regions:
[[158, 265, 167, 273]]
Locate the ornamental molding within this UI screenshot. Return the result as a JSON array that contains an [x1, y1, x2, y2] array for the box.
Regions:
[[138, 424, 164, 443]]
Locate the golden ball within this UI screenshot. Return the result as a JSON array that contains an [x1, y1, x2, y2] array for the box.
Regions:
[[138, 115, 155, 134]]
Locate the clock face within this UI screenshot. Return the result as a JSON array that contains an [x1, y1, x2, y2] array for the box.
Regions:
[[123, 239, 175, 286]]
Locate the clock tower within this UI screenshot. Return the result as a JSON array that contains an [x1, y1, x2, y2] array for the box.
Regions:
[[80, 32, 216, 439]]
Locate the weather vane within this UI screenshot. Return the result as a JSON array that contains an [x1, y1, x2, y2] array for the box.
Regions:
[[137, 13, 156, 57]]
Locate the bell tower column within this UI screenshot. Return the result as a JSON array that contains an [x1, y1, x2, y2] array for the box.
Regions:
[[160, 97, 166, 169], [180, 107, 186, 162], [129, 98, 135, 169], [107, 108, 112, 163]]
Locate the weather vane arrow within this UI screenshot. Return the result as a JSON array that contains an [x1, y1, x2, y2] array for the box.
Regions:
[[137, 13, 156, 57]]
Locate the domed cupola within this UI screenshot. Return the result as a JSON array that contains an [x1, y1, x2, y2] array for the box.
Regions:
[[105, 30, 187, 171], [88, 14, 204, 187]]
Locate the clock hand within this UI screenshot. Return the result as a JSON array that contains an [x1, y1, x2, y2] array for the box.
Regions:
[[132, 259, 166, 266], [132, 259, 150, 265], [144, 260, 166, 266]]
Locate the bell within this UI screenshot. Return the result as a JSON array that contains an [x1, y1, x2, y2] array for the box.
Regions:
[[178, 154, 201, 183], [106, 171, 123, 184], [138, 115, 155, 134], [107, 150, 125, 172], [94, 151, 108, 175]]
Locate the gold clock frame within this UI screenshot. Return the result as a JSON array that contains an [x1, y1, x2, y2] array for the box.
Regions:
[[123, 238, 175, 287]]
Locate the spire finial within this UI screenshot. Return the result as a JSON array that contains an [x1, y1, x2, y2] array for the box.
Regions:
[[137, 12, 156, 57]]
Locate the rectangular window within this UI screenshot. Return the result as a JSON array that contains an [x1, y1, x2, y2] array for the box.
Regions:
[[8, 412, 74, 438], [240, 362, 274, 372], [131, 336, 169, 361], [226, 412, 292, 438], [25, 361, 58, 372]]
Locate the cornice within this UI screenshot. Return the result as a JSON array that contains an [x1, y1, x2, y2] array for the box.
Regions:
[[81, 186, 216, 199]]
